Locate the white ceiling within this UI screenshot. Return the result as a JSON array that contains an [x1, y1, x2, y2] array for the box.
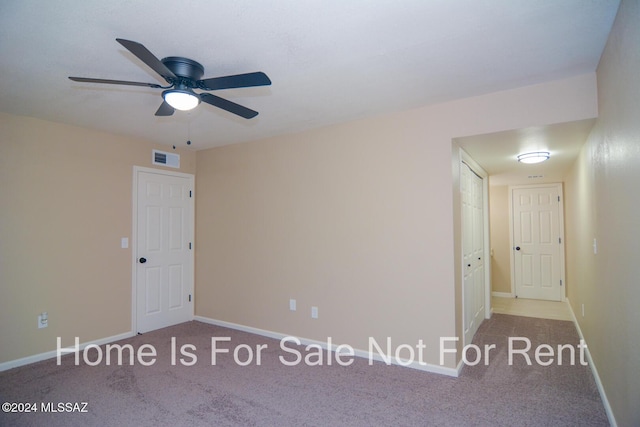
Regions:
[[0, 0, 619, 157]]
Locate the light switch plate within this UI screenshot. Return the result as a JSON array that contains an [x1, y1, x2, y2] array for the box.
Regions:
[[121, 237, 129, 249]]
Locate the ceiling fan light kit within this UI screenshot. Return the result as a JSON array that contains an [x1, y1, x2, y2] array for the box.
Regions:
[[68, 38, 271, 118], [163, 87, 200, 111], [517, 151, 550, 164]]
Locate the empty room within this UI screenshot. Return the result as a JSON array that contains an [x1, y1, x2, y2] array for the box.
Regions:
[[1, 1, 638, 426]]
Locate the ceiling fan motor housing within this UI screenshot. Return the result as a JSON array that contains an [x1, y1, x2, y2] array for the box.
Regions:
[[161, 56, 204, 83]]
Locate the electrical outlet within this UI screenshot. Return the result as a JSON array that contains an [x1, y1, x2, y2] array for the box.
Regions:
[[311, 306, 318, 319], [289, 299, 296, 311], [38, 312, 48, 329]]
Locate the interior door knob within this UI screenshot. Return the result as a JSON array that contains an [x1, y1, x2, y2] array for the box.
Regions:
[[139, 257, 147, 264], [515, 246, 521, 251]]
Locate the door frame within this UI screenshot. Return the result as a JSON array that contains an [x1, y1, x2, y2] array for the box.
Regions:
[[508, 183, 566, 301], [460, 149, 491, 347], [131, 166, 195, 334]]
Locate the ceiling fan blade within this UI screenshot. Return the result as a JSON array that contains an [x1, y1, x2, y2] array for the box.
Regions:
[[200, 93, 259, 119], [69, 76, 163, 88], [155, 101, 175, 116], [116, 38, 176, 82], [198, 72, 271, 91]]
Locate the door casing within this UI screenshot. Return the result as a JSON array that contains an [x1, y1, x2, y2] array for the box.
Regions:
[[131, 166, 195, 334]]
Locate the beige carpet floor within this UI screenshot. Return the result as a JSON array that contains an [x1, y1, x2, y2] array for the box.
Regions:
[[0, 314, 608, 426]]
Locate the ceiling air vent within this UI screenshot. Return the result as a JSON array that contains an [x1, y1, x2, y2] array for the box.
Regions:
[[152, 149, 180, 168]]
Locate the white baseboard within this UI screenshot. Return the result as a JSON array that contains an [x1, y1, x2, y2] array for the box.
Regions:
[[491, 291, 513, 298], [565, 298, 617, 427], [0, 331, 136, 372], [194, 315, 460, 378]]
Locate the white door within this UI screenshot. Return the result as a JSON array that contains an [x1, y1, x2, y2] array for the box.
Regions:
[[135, 168, 194, 333], [512, 185, 564, 301], [462, 163, 485, 345]]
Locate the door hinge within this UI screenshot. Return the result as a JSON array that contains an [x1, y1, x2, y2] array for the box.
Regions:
[[189, 294, 192, 302], [560, 280, 563, 286], [558, 196, 560, 202], [189, 242, 192, 250], [559, 237, 562, 244], [189, 190, 192, 198]]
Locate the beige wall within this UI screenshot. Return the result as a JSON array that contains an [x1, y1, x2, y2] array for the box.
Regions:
[[488, 185, 511, 294], [564, 1, 640, 425], [196, 73, 597, 369], [196, 111, 459, 366], [0, 113, 195, 363]]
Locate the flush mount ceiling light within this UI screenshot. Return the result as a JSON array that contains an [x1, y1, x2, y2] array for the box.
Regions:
[[517, 151, 550, 164], [162, 84, 200, 111]]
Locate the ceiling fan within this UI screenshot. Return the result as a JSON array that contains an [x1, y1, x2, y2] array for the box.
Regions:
[[69, 38, 271, 119]]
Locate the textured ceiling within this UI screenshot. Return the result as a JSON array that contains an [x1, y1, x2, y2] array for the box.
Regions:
[[0, 0, 619, 152]]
